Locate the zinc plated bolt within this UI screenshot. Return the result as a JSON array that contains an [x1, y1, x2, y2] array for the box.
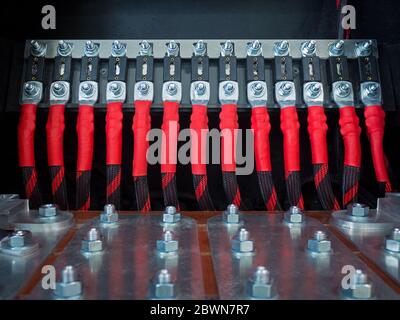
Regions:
[[9, 230, 32, 248], [166, 40, 179, 56], [345, 269, 374, 299], [232, 228, 254, 254], [385, 228, 400, 253], [301, 40, 316, 56], [84, 41, 99, 57], [274, 40, 289, 56], [138, 82, 150, 96], [157, 230, 179, 253], [162, 206, 181, 224], [284, 206, 304, 224], [51, 82, 67, 97], [194, 40, 206, 56], [100, 204, 118, 224], [250, 82, 264, 97], [306, 82, 322, 98], [348, 203, 370, 217], [81, 83, 94, 97], [221, 40, 234, 56], [223, 82, 235, 96], [194, 82, 206, 96], [81, 228, 103, 253], [111, 40, 126, 57], [54, 265, 82, 298], [139, 40, 152, 56], [365, 83, 379, 98], [223, 204, 240, 224], [24, 82, 39, 97], [39, 204, 58, 217], [167, 83, 178, 96], [152, 269, 176, 299], [307, 230, 332, 253], [357, 40, 373, 56], [335, 82, 351, 98], [278, 82, 293, 97], [247, 266, 277, 299], [247, 40, 262, 56], [57, 40, 73, 56], [109, 82, 122, 96], [329, 40, 344, 56], [30, 40, 46, 57]]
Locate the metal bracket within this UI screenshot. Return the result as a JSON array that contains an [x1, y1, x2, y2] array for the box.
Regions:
[[49, 81, 70, 105], [106, 81, 126, 103], [190, 81, 210, 105], [78, 81, 98, 105], [275, 81, 296, 108], [332, 81, 355, 108], [162, 81, 182, 103], [134, 81, 154, 102], [303, 81, 324, 106], [219, 80, 239, 105], [247, 81, 267, 108]]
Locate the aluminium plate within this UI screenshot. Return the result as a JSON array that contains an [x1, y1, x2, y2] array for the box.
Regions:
[[208, 213, 399, 299], [27, 214, 204, 299]]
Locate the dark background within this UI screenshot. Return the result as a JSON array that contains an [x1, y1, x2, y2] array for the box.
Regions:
[[0, 0, 400, 211]]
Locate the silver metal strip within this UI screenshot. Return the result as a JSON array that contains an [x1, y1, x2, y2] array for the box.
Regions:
[[207, 213, 398, 299], [27, 215, 204, 299]]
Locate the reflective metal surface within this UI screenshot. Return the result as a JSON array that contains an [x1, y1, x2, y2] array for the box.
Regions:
[[208, 213, 399, 299], [27, 215, 204, 299]]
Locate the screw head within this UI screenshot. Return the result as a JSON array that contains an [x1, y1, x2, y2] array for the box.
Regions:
[[52, 82, 67, 97], [365, 83, 379, 98], [138, 82, 150, 96], [250, 82, 264, 97], [306, 82, 322, 98], [274, 40, 289, 56], [194, 82, 206, 96], [336, 82, 351, 98], [81, 83, 94, 97], [278, 82, 293, 97], [109, 82, 122, 96], [167, 83, 178, 96], [24, 83, 39, 97], [194, 40, 206, 56], [223, 82, 235, 96]]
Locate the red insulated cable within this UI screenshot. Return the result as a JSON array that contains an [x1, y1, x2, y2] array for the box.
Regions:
[[160, 101, 180, 209], [105, 102, 123, 208], [132, 100, 152, 212], [219, 104, 241, 207], [46, 104, 68, 209], [364, 105, 392, 192], [280, 106, 304, 209], [76, 105, 94, 211]]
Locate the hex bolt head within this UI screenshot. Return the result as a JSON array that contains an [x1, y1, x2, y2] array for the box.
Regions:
[[54, 265, 82, 298], [52, 82, 67, 97], [278, 82, 293, 97], [57, 40, 73, 56], [30, 40, 46, 57], [162, 206, 181, 224], [223, 204, 240, 224], [385, 228, 400, 253], [81, 228, 103, 253], [335, 82, 351, 98], [167, 83, 178, 96], [38, 204, 58, 217], [138, 82, 150, 96], [301, 40, 316, 56], [194, 82, 206, 96], [348, 203, 370, 217], [24, 82, 39, 97], [166, 40, 179, 56], [306, 82, 322, 99], [221, 40, 234, 56], [250, 82, 264, 97], [345, 269, 373, 299], [274, 40, 289, 56], [223, 82, 235, 96], [329, 40, 344, 56], [247, 266, 276, 299], [232, 228, 254, 253], [194, 40, 206, 56], [308, 230, 331, 253], [100, 204, 118, 224], [153, 269, 176, 299], [9, 230, 32, 248], [284, 206, 304, 224], [247, 40, 262, 56], [139, 40, 152, 56], [157, 230, 179, 253]]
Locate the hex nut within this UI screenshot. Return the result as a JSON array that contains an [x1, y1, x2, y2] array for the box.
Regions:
[[284, 211, 304, 224], [100, 212, 118, 224], [81, 239, 103, 252], [247, 280, 276, 299], [54, 281, 82, 298], [348, 283, 373, 299], [349, 203, 370, 217], [385, 239, 400, 253], [157, 239, 179, 253], [9, 230, 32, 248], [308, 239, 331, 253], [39, 204, 58, 217], [232, 239, 254, 253], [154, 283, 176, 299], [162, 212, 181, 224], [223, 211, 240, 224]]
